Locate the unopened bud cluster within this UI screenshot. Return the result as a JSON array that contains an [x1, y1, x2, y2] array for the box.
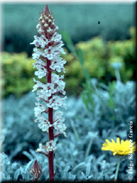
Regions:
[[30, 160, 42, 181], [30, 5, 67, 156]]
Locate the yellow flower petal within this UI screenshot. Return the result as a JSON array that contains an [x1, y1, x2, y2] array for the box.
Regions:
[[101, 138, 136, 156]]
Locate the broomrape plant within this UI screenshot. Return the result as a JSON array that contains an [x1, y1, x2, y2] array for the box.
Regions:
[[30, 5, 67, 181], [1, 4, 136, 182]]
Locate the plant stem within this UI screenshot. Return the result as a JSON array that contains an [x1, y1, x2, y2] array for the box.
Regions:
[[70, 120, 79, 142], [48, 151, 54, 181], [114, 162, 120, 181], [48, 108, 54, 181], [47, 59, 54, 181], [85, 140, 92, 158], [115, 69, 121, 81]]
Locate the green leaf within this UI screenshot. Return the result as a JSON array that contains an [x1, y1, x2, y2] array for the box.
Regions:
[[81, 93, 90, 111], [77, 48, 90, 81], [77, 48, 84, 66], [60, 31, 77, 58], [108, 97, 115, 109], [110, 116, 116, 120], [108, 81, 115, 93]]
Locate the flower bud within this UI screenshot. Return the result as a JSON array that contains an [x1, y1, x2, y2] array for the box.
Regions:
[[30, 160, 42, 180]]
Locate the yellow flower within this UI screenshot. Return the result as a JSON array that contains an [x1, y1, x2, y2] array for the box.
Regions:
[[101, 137, 136, 156]]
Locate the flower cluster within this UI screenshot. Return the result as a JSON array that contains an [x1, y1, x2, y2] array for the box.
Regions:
[[31, 5, 67, 155]]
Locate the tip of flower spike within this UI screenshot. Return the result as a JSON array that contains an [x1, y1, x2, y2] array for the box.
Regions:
[[44, 5, 51, 16]]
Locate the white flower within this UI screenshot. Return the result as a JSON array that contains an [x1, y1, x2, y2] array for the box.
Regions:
[[52, 32, 62, 42], [36, 90, 46, 100], [52, 42, 64, 53], [54, 130, 67, 137], [36, 115, 52, 132], [47, 96, 67, 110], [32, 78, 44, 92], [46, 140, 57, 151], [56, 80, 66, 94], [30, 40, 40, 47], [34, 102, 48, 118], [61, 90, 66, 95], [32, 52, 40, 60], [38, 121, 52, 132], [36, 143, 49, 156], [53, 111, 66, 132], [53, 121, 66, 133], [34, 106, 43, 118], [33, 81, 57, 98], [42, 83, 56, 97], [36, 83, 56, 99], [35, 90, 49, 101], [52, 75, 66, 95], [53, 110, 64, 122], [37, 24, 44, 35], [35, 65, 47, 78], [43, 46, 58, 60], [36, 23, 41, 30], [33, 48, 45, 58], [34, 114, 49, 123], [52, 74, 65, 86], [50, 57, 66, 73], [51, 73, 60, 84], [33, 59, 47, 69], [60, 47, 66, 54], [47, 27, 52, 33], [30, 35, 48, 49], [59, 75, 65, 80]]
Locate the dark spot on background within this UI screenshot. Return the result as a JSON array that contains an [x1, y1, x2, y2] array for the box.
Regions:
[[98, 21, 100, 24]]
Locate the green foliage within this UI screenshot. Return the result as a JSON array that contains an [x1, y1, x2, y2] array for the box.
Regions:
[[62, 27, 135, 95], [107, 81, 115, 110], [1, 52, 36, 98], [61, 27, 135, 118], [61, 31, 77, 58], [2, 79, 136, 181], [1, 27, 135, 98], [106, 27, 135, 82]]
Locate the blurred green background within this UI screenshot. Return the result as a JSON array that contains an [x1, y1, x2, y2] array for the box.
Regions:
[[1, 3, 136, 97]]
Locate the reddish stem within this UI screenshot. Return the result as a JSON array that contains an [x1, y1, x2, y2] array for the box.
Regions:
[[46, 58, 54, 181]]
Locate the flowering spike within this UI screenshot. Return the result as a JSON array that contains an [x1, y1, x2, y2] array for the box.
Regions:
[[31, 4, 67, 181]]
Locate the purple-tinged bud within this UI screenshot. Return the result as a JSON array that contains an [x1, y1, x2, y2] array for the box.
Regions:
[[30, 160, 42, 181]]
